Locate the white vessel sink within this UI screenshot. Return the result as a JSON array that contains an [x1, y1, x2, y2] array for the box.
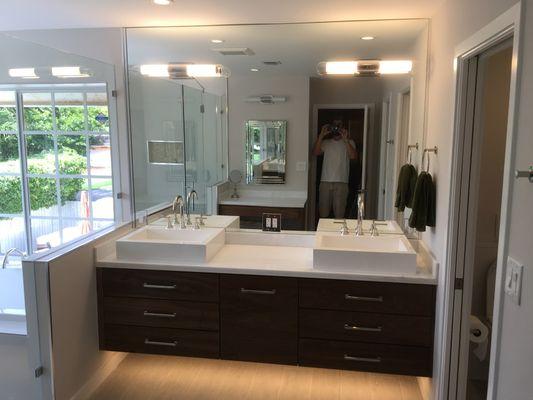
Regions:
[[316, 219, 403, 234], [313, 233, 417, 274], [153, 215, 240, 229], [116, 226, 225, 263]]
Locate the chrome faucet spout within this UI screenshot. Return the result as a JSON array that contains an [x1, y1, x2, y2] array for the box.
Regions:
[[2, 248, 27, 269], [186, 190, 198, 226], [172, 195, 186, 229], [355, 191, 366, 236]]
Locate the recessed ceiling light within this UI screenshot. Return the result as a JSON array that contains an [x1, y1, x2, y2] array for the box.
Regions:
[[250, 68, 260, 72], [211, 39, 224, 44], [152, 0, 174, 5], [361, 36, 375, 41]]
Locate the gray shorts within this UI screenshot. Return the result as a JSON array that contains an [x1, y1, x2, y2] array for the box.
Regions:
[[319, 182, 348, 219]]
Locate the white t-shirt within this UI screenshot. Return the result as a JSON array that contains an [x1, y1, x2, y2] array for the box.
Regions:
[[320, 139, 355, 183]]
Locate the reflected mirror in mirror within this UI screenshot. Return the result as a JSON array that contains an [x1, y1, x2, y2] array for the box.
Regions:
[[126, 19, 429, 233], [246, 120, 287, 184]]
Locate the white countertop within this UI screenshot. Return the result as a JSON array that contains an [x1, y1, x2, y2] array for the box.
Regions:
[[96, 232, 437, 285], [218, 196, 306, 208]]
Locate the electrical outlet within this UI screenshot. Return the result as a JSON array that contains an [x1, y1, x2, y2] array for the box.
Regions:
[[505, 257, 524, 305], [262, 213, 281, 232]]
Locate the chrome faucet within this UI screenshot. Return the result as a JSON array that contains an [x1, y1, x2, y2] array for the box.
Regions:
[[355, 191, 365, 236], [186, 190, 198, 226], [340, 219, 350, 236], [172, 195, 186, 229], [369, 220, 379, 237], [2, 248, 27, 269]]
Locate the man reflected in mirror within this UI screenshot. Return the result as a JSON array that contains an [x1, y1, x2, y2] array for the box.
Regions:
[[313, 118, 358, 218]]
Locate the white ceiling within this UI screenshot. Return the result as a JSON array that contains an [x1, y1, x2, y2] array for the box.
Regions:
[[0, 0, 443, 31], [127, 20, 428, 77]]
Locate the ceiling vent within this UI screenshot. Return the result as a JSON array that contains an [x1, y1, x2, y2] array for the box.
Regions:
[[263, 61, 282, 66], [213, 47, 255, 56]]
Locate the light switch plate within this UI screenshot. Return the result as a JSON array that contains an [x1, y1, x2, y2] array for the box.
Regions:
[[505, 257, 524, 305]]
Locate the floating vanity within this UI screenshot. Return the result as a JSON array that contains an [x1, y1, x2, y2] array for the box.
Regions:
[[96, 222, 437, 377]]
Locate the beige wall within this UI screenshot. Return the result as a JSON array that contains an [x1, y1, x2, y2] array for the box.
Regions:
[[228, 76, 310, 193]]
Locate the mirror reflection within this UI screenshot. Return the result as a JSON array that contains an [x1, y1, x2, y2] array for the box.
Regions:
[[245, 120, 287, 184], [126, 19, 429, 233]]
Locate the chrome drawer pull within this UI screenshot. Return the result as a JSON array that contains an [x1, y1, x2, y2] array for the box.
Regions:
[[344, 294, 384, 302], [143, 283, 177, 290], [144, 339, 178, 347], [343, 354, 382, 363], [240, 288, 277, 295], [344, 323, 382, 333], [143, 311, 177, 318]]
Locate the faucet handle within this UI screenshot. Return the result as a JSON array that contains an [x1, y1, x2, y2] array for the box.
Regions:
[[340, 220, 349, 235], [166, 215, 173, 230], [194, 217, 201, 230], [370, 220, 379, 237], [198, 214, 207, 226]]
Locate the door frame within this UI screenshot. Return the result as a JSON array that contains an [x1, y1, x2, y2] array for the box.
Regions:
[[308, 103, 373, 229], [442, 3, 522, 399]]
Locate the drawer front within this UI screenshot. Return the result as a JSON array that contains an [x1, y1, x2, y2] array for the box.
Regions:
[[299, 309, 433, 347], [220, 274, 298, 365], [102, 324, 219, 358], [103, 297, 219, 331], [100, 268, 219, 302], [299, 338, 433, 377], [299, 278, 436, 316]]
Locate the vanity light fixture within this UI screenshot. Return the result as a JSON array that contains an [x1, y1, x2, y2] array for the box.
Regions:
[[152, 0, 174, 5], [51, 66, 91, 78], [185, 64, 223, 77], [140, 64, 170, 77], [8, 68, 39, 79], [317, 60, 412, 76], [361, 36, 375, 41]]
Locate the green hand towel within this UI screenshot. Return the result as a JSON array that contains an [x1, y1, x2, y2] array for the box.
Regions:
[[395, 164, 417, 211], [408, 171, 436, 232]]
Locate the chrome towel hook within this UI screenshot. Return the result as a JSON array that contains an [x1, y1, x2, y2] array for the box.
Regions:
[[423, 146, 438, 172], [515, 166, 532, 183], [407, 142, 419, 164]]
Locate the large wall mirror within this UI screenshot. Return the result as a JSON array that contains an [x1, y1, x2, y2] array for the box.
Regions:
[[125, 19, 429, 231]]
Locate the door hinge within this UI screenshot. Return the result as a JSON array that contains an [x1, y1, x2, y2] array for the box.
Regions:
[[455, 278, 464, 290], [111, 90, 118, 98], [35, 366, 44, 378], [116, 192, 125, 199], [200, 104, 205, 114]]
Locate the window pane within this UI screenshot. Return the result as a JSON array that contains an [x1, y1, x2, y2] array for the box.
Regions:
[[25, 134, 55, 166], [23, 93, 53, 131], [91, 178, 114, 219], [62, 219, 94, 241], [57, 135, 87, 175], [30, 218, 59, 251], [28, 177, 58, 216], [87, 92, 109, 132], [0, 91, 17, 132], [59, 178, 89, 218], [0, 216, 27, 261], [0, 176, 23, 214], [93, 219, 114, 230], [89, 134, 111, 175], [0, 134, 21, 172], [55, 93, 85, 131]]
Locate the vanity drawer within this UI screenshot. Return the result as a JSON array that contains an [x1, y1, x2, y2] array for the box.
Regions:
[[100, 268, 219, 302], [299, 309, 433, 347], [299, 338, 433, 377], [102, 324, 219, 358], [220, 274, 298, 364], [103, 297, 219, 331], [299, 278, 436, 316]]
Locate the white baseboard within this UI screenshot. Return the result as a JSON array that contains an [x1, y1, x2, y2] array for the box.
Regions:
[[417, 376, 433, 400], [70, 352, 127, 400]]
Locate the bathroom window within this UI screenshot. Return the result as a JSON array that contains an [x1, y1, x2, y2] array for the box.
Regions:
[[0, 85, 116, 260]]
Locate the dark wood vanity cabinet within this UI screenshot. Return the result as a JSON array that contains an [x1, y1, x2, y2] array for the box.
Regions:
[[218, 204, 306, 230], [220, 274, 298, 365], [97, 268, 435, 377]]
